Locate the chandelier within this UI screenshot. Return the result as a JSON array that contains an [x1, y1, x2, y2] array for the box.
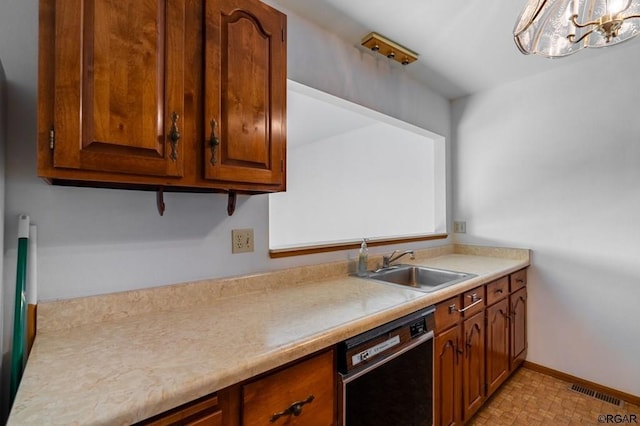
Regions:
[[514, 0, 640, 57]]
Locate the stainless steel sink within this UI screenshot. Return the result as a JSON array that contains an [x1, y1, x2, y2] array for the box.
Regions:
[[363, 264, 476, 293]]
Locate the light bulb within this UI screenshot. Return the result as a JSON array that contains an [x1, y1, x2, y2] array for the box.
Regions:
[[607, 0, 630, 14]]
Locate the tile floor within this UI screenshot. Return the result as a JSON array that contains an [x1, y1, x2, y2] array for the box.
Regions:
[[468, 367, 640, 425]]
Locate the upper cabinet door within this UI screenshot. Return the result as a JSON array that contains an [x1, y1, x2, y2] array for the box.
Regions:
[[204, 0, 286, 189], [52, 0, 185, 177]]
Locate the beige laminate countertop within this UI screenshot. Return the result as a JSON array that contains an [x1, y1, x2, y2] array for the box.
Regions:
[[8, 245, 529, 425]]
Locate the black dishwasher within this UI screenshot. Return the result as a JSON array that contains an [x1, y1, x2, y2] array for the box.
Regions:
[[338, 306, 435, 426]]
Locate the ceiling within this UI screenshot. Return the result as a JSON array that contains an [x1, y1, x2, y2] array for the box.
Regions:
[[271, 0, 640, 99]]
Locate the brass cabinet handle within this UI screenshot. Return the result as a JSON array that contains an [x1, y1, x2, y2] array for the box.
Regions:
[[209, 119, 220, 165], [449, 295, 483, 315], [457, 298, 484, 313], [168, 112, 181, 161], [270, 395, 314, 422]]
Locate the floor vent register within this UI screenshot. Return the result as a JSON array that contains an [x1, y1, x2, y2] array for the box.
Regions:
[[569, 383, 624, 407]]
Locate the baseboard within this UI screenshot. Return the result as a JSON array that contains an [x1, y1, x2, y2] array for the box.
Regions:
[[522, 361, 640, 407]]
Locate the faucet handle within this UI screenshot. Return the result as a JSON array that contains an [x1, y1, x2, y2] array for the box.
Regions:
[[382, 250, 397, 268]]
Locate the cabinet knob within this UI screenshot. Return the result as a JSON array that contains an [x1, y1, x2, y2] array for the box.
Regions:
[[168, 112, 181, 161], [270, 395, 315, 422]]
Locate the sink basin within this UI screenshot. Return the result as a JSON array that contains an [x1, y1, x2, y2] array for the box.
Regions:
[[363, 264, 476, 293]]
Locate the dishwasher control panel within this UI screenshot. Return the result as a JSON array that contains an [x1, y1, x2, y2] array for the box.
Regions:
[[409, 317, 427, 337], [338, 306, 435, 374]]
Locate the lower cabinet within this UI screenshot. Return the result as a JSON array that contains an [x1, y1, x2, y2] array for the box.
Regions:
[[510, 285, 528, 370], [434, 268, 528, 426], [138, 393, 222, 426], [141, 349, 335, 426], [485, 297, 510, 396], [462, 310, 485, 420], [434, 326, 462, 426], [434, 286, 486, 426], [241, 349, 335, 425]]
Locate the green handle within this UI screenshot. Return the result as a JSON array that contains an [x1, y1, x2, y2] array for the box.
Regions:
[[10, 237, 28, 405]]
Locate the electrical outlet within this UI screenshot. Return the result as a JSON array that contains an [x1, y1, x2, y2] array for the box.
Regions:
[[453, 221, 467, 233], [232, 229, 254, 253]]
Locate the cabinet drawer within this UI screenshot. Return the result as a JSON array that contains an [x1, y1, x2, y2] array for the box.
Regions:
[[462, 286, 485, 317], [138, 393, 221, 426], [486, 277, 509, 306], [435, 295, 462, 332], [510, 269, 527, 292], [242, 349, 335, 425]]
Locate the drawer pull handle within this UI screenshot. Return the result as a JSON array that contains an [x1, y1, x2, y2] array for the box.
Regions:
[[468, 292, 479, 302], [457, 298, 483, 313], [495, 288, 503, 294], [270, 394, 314, 422], [516, 278, 525, 284]]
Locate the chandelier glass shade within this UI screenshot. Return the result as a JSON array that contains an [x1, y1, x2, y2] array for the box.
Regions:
[[514, 0, 640, 57]]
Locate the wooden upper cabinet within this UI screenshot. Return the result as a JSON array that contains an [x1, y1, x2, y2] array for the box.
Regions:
[[52, 0, 186, 177], [204, 0, 286, 189], [38, 0, 287, 200]]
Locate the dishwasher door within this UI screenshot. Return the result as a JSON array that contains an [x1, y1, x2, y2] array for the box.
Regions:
[[338, 307, 434, 426]]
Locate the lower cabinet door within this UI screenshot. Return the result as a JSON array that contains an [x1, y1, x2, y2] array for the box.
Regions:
[[434, 326, 462, 426], [242, 349, 335, 425], [486, 298, 510, 396], [510, 287, 528, 370], [462, 311, 485, 421]]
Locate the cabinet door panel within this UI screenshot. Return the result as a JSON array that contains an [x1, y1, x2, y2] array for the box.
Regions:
[[434, 327, 461, 426], [204, 0, 286, 187], [53, 0, 185, 177], [510, 287, 527, 370], [462, 311, 485, 421], [486, 298, 509, 396]]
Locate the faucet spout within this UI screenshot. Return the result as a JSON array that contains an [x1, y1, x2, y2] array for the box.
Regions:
[[382, 250, 415, 268]]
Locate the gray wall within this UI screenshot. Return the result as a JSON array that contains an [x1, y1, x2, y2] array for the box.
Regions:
[[0, 58, 7, 420], [0, 1, 451, 419], [452, 43, 640, 396]]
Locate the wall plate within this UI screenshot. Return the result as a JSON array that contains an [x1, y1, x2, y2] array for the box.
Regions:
[[232, 229, 254, 253], [453, 221, 467, 233]]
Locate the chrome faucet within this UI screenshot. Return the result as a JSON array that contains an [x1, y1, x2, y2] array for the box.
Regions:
[[382, 250, 415, 268]]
